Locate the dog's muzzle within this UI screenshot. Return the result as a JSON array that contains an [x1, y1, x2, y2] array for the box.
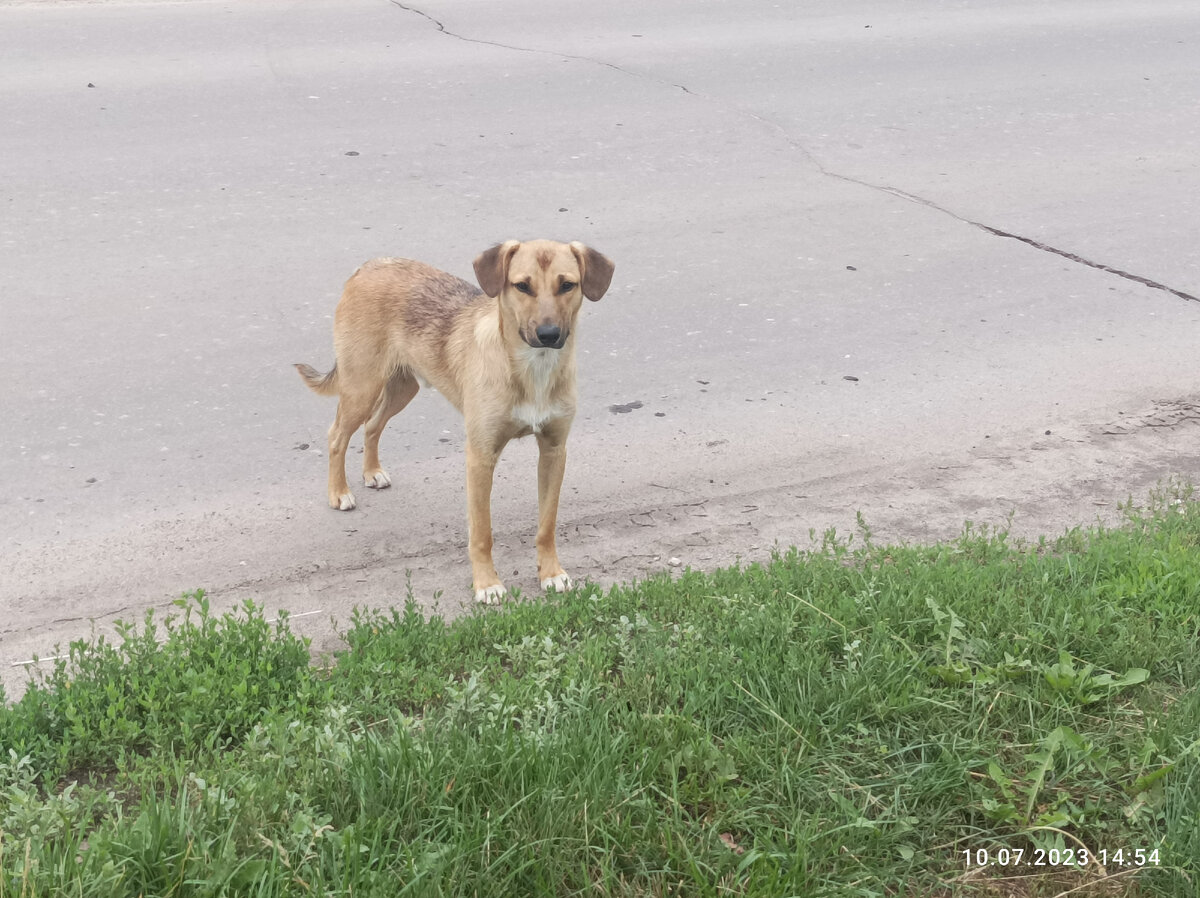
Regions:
[[532, 324, 566, 349]]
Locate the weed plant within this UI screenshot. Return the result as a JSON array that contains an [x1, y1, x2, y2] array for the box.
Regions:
[[1, 487, 1198, 896]]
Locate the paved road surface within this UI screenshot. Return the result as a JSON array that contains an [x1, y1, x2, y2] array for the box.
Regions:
[[3, 0, 1199, 699]]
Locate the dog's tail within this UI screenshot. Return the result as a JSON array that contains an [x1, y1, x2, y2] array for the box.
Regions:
[[295, 362, 339, 396]]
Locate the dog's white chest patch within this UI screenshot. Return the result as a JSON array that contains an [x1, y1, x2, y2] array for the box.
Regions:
[[512, 347, 566, 433], [511, 401, 562, 433]]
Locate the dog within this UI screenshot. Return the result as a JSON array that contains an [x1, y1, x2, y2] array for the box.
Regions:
[[296, 239, 614, 604]]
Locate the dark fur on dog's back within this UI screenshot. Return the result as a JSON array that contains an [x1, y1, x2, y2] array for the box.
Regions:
[[403, 267, 484, 333], [401, 265, 486, 356]]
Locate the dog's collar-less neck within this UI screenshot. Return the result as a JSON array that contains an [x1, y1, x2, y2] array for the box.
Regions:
[[514, 343, 566, 378], [511, 345, 569, 433]]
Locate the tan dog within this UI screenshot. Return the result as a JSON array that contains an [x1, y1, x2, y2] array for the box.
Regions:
[[296, 240, 615, 604]]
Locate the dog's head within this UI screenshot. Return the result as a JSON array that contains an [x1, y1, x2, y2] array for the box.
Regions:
[[473, 240, 614, 350]]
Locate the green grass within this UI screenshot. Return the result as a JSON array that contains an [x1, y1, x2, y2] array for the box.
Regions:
[[2, 485, 1199, 897]]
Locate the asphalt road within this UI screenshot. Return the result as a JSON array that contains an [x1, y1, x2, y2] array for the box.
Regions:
[[3, 0, 1199, 699]]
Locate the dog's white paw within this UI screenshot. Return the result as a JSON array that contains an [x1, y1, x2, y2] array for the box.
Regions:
[[332, 491, 356, 511], [364, 470, 391, 489], [475, 584, 507, 605], [540, 573, 572, 593]]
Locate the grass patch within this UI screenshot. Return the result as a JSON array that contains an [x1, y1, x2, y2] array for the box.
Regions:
[[2, 487, 1198, 896]]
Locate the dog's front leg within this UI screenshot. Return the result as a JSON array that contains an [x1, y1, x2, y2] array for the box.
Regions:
[[466, 441, 505, 604], [535, 420, 572, 593]]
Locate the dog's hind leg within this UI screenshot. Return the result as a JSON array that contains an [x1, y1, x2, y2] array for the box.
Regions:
[[362, 370, 419, 490], [326, 382, 383, 511]]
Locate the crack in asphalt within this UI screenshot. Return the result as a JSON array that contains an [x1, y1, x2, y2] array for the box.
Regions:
[[736, 109, 1200, 304], [388, 1, 693, 94], [389, 1, 1196, 305], [968, 225, 1199, 303]]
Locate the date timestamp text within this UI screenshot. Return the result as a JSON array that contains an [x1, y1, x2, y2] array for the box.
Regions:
[[963, 848, 1160, 868]]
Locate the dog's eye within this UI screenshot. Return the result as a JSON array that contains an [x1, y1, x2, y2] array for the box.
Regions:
[[558, 281, 577, 294], [513, 281, 533, 295]]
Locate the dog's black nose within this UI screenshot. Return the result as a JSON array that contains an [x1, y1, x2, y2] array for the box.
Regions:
[[535, 324, 562, 347]]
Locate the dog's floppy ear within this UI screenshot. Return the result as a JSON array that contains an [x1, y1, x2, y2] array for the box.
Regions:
[[569, 242, 615, 302], [473, 240, 521, 298]]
